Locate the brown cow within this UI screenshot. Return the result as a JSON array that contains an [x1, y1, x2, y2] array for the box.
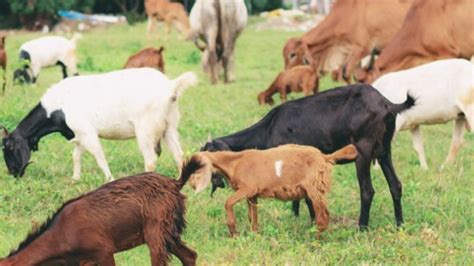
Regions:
[[356, 0, 474, 84], [283, 0, 412, 84], [145, 0, 190, 38]]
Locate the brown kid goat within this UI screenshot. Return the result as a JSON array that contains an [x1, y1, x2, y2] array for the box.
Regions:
[[0, 35, 6, 95], [187, 144, 358, 237], [124, 46, 165, 72], [257, 65, 318, 106], [0, 160, 203, 266]]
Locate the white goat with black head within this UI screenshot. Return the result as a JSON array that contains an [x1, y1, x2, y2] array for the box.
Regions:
[[13, 34, 81, 84], [372, 59, 473, 169], [1, 68, 197, 181]]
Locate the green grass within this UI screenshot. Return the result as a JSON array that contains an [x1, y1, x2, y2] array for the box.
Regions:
[[0, 21, 473, 265]]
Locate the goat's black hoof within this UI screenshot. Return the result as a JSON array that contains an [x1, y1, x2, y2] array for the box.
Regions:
[[359, 225, 369, 231]]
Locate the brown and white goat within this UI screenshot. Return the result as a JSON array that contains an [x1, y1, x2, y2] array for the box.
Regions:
[[258, 65, 319, 106], [124, 46, 165, 72], [187, 144, 358, 237], [0, 160, 203, 266], [0, 35, 6, 94], [145, 0, 190, 38]]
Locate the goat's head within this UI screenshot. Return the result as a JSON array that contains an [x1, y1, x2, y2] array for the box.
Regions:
[[1, 127, 32, 177], [188, 154, 213, 193], [13, 67, 33, 84], [257, 91, 275, 106]]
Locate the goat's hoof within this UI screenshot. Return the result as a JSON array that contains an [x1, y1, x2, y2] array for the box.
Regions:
[[359, 225, 369, 232], [71, 176, 80, 181]]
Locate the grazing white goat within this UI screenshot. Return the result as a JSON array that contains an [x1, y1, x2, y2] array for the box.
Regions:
[[13, 34, 81, 83], [372, 59, 473, 169], [1, 68, 197, 181]]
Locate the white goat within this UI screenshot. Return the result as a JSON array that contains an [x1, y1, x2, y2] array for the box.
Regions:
[[14, 34, 81, 83], [372, 59, 473, 169], [2, 68, 197, 181]]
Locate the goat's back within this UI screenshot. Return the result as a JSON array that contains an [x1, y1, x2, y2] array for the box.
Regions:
[[263, 84, 397, 156]]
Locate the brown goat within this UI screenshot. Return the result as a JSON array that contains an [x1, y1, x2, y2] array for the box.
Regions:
[[124, 46, 165, 72], [258, 65, 319, 105], [187, 144, 358, 237], [0, 35, 6, 95], [0, 160, 203, 266], [145, 0, 190, 38]]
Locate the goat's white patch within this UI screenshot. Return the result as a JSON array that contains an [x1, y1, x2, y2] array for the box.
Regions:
[[274, 160, 283, 177]]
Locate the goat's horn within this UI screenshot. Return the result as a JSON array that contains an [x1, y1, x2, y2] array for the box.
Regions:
[[207, 133, 212, 142], [0, 125, 8, 137]]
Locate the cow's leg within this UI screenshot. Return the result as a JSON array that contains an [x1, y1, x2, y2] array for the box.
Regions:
[[442, 117, 465, 167], [342, 46, 368, 83], [410, 125, 428, 169], [377, 143, 404, 227], [222, 36, 237, 83], [355, 140, 375, 230], [205, 30, 219, 84]]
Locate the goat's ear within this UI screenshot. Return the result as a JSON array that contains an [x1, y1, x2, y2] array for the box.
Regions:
[[195, 155, 213, 193], [0, 126, 8, 138]]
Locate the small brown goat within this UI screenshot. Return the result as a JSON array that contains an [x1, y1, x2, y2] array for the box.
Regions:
[[124, 46, 165, 72], [0, 35, 6, 95], [258, 65, 319, 106], [187, 144, 358, 237], [145, 0, 190, 38], [0, 160, 203, 266]]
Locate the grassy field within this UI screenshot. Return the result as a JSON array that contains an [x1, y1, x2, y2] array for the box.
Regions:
[[0, 20, 473, 265]]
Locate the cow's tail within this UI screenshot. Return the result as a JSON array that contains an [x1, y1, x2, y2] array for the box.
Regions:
[[388, 93, 416, 114]]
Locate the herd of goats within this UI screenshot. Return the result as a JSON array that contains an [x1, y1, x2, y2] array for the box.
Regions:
[[0, 0, 473, 265]]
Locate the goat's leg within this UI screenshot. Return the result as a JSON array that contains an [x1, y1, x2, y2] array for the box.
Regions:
[[136, 129, 159, 172], [147, 243, 169, 266], [225, 190, 248, 237], [377, 143, 404, 227], [1, 67, 6, 95], [292, 201, 301, 217], [442, 117, 465, 167], [64, 52, 79, 76], [410, 126, 428, 169], [96, 253, 115, 266], [72, 143, 84, 180], [163, 127, 184, 169], [306, 190, 329, 237], [79, 135, 114, 181], [247, 197, 258, 232], [355, 143, 375, 230], [170, 239, 197, 266], [147, 16, 156, 36]]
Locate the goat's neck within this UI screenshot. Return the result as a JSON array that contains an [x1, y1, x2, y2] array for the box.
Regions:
[[203, 151, 243, 181], [15, 103, 73, 149]]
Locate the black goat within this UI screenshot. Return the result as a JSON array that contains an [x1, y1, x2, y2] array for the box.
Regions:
[[202, 84, 415, 229]]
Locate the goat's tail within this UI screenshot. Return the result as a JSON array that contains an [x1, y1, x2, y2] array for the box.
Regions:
[[171, 72, 198, 98], [177, 156, 204, 190], [70, 32, 82, 47], [387, 93, 416, 114], [325, 144, 358, 164]]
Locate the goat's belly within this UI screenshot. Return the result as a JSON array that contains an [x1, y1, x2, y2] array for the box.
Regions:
[[97, 123, 136, 140], [260, 185, 306, 201]]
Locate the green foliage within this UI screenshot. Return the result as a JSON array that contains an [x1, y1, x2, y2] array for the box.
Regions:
[[9, 0, 76, 15], [0, 22, 472, 265]]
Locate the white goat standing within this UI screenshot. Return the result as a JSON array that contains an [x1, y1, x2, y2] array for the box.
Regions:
[[14, 34, 81, 83], [2, 68, 197, 181], [372, 59, 473, 169]]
